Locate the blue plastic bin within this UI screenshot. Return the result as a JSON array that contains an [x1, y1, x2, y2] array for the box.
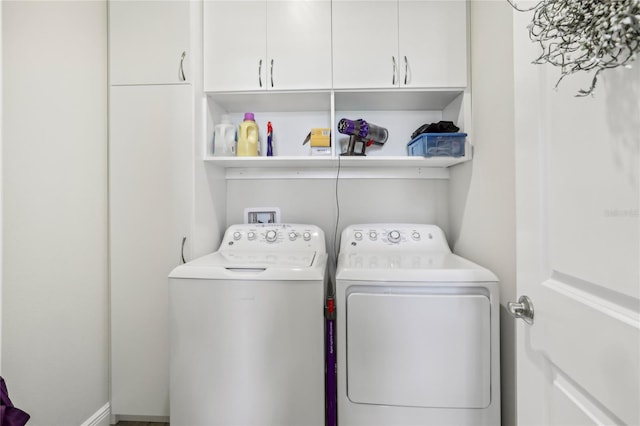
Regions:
[[407, 132, 467, 157]]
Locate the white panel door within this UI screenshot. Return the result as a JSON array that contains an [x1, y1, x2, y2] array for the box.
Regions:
[[513, 8, 640, 426], [332, 0, 399, 89], [109, 0, 190, 85], [110, 84, 192, 416], [204, 0, 267, 91], [266, 0, 332, 90], [398, 0, 467, 88]]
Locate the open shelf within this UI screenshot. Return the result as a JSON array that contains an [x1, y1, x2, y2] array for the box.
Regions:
[[204, 88, 472, 179]]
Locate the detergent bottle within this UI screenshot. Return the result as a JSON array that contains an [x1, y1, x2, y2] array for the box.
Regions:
[[237, 112, 259, 156], [213, 114, 236, 156]]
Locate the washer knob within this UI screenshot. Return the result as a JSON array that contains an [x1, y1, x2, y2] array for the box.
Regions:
[[265, 230, 278, 242], [289, 231, 297, 241], [247, 231, 256, 241], [388, 230, 401, 243], [233, 231, 242, 241], [303, 231, 312, 241], [412, 231, 421, 241], [354, 231, 363, 241], [369, 231, 377, 241]]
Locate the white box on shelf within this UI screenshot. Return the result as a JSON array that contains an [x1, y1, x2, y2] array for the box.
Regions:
[[311, 147, 332, 156]]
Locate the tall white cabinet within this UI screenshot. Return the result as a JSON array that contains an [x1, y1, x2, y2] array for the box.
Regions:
[[110, 85, 192, 417], [109, 0, 191, 85], [109, 0, 193, 419]]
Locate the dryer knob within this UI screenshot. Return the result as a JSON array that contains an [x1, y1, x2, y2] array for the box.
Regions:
[[247, 231, 256, 241], [388, 230, 401, 243], [369, 231, 378, 241], [265, 230, 278, 242], [303, 231, 311, 241], [289, 232, 297, 241], [233, 231, 242, 241], [354, 231, 363, 241], [412, 231, 421, 241]]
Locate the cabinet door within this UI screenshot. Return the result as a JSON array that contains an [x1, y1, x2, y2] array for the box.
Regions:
[[110, 84, 192, 417], [399, 0, 468, 88], [109, 0, 190, 85], [332, 0, 399, 89], [204, 1, 267, 91], [266, 0, 332, 90]]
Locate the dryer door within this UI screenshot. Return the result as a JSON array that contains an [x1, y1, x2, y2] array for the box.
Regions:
[[346, 286, 491, 408]]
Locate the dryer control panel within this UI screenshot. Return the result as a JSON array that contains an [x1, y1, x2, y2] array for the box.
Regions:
[[221, 223, 326, 252], [340, 224, 451, 253]]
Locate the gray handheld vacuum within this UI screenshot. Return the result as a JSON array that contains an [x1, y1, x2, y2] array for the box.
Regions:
[[337, 118, 388, 156]]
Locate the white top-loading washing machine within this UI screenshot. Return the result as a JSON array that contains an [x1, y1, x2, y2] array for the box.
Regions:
[[168, 223, 328, 426], [335, 224, 500, 426]]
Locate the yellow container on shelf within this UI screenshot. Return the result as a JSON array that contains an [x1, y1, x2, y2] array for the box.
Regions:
[[310, 128, 331, 147], [237, 112, 259, 156]]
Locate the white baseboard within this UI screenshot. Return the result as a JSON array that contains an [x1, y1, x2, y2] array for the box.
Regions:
[[81, 403, 110, 426]]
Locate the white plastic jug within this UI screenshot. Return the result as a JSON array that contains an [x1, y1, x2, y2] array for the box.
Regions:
[[213, 115, 236, 156], [237, 112, 259, 157]]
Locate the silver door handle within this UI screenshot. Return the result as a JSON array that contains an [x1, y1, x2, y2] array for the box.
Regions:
[[270, 59, 274, 87], [392, 56, 397, 85], [508, 295, 534, 324], [258, 59, 263, 88], [181, 236, 187, 264], [179, 51, 186, 82], [404, 55, 408, 85]]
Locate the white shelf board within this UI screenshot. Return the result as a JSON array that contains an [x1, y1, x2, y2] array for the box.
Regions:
[[205, 156, 335, 168], [206, 88, 465, 113], [206, 91, 331, 112], [337, 155, 468, 168], [334, 89, 465, 111], [204, 155, 470, 179]]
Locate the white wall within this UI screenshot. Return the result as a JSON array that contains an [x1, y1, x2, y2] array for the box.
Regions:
[[449, 1, 517, 425], [2, 1, 109, 425]]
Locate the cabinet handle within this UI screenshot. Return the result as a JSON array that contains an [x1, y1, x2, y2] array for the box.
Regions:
[[392, 56, 397, 85], [404, 56, 408, 85], [258, 59, 263, 88], [270, 59, 274, 88], [179, 51, 186, 82], [181, 236, 187, 264]]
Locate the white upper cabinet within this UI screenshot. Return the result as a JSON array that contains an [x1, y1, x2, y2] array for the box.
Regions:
[[204, 0, 332, 92], [332, 0, 399, 89], [332, 0, 468, 89], [204, 1, 266, 91], [266, 1, 332, 90], [398, 0, 467, 88], [109, 0, 191, 85]]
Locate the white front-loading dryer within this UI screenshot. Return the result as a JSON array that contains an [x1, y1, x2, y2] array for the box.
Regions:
[[168, 224, 327, 426], [335, 224, 500, 426]]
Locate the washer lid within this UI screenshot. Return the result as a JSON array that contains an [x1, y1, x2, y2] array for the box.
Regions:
[[336, 252, 498, 282], [169, 251, 326, 280]]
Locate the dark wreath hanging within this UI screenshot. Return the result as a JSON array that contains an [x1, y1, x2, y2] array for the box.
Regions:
[[509, 0, 640, 96]]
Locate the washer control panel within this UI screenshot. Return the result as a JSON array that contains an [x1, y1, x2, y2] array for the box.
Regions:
[[221, 223, 325, 252], [340, 224, 450, 253]]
